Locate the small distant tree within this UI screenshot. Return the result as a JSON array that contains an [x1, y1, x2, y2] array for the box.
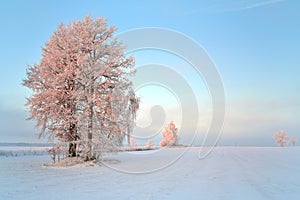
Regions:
[[290, 136, 298, 146], [273, 130, 289, 147], [129, 137, 137, 148], [145, 140, 154, 149], [160, 121, 178, 147]]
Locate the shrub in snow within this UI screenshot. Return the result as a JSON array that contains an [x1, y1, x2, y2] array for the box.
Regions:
[[145, 140, 154, 149], [49, 142, 69, 163], [160, 121, 178, 147], [273, 130, 289, 147], [129, 137, 137, 148]]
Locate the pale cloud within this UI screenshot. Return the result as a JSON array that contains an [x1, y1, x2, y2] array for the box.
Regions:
[[239, 0, 285, 11], [172, 0, 286, 16], [222, 97, 300, 139]]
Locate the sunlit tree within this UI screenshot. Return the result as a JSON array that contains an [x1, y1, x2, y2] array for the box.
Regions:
[[145, 140, 154, 149], [273, 130, 289, 147], [23, 15, 139, 160], [160, 121, 178, 147]]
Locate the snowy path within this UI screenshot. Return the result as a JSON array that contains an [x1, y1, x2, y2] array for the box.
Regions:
[[1, 147, 300, 200]]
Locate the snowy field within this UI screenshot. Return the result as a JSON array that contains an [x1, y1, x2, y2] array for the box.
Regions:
[[1, 146, 300, 200]]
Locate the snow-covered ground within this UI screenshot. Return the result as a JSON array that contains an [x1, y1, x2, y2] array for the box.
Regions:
[[1, 146, 300, 200]]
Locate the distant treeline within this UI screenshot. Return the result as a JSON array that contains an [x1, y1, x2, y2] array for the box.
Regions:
[[0, 143, 53, 147]]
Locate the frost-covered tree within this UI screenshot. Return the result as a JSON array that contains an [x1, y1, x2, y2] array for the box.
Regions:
[[273, 130, 289, 147], [290, 136, 298, 146], [23, 15, 138, 161], [160, 121, 178, 147], [145, 140, 154, 149], [129, 137, 137, 148], [23, 22, 80, 156]]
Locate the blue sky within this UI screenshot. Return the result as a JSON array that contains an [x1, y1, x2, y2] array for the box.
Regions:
[[0, 0, 299, 145]]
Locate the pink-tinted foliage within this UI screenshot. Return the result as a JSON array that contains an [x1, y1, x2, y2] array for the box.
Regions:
[[23, 15, 139, 160], [145, 140, 154, 148], [273, 130, 289, 147], [129, 137, 137, 148], [160, 121, 178, 147]]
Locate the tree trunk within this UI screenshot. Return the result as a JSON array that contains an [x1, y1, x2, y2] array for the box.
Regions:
[[87, 103, 93, 160], [127, 125, 131, 145], [68, 78, 78, 157], [68, 142, 76, 157], [68, 123, 78, 157]]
